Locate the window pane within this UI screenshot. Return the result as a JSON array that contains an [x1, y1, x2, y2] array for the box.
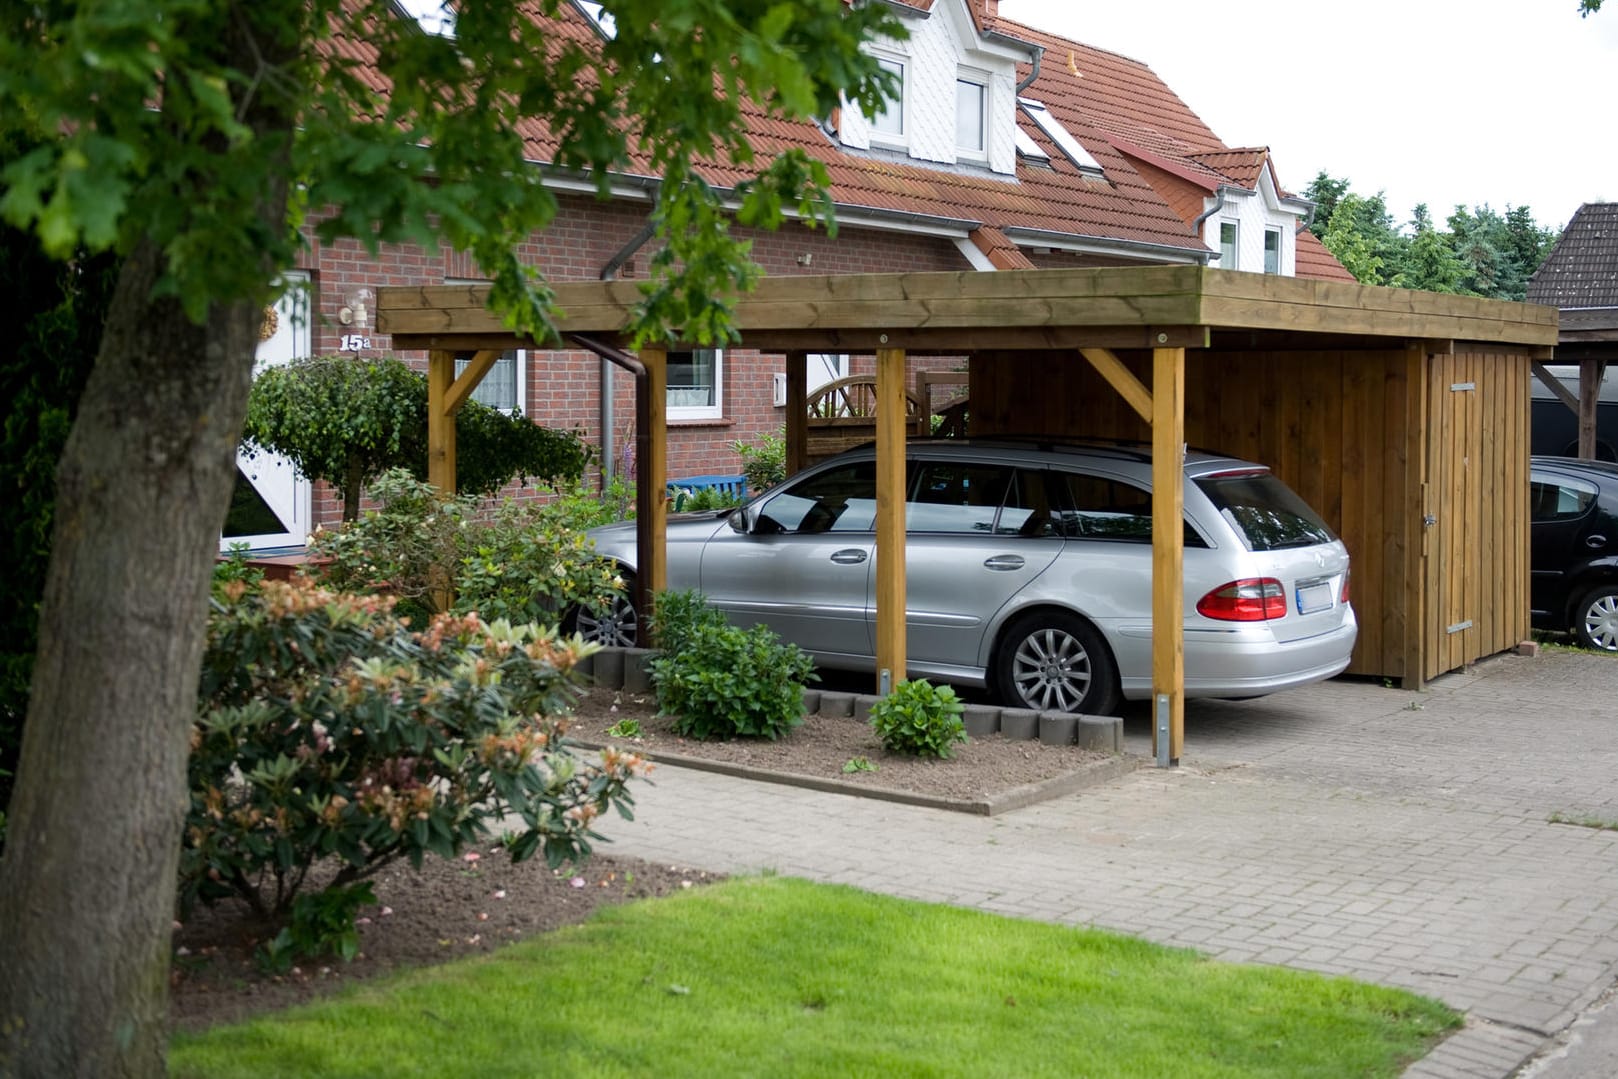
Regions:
[[668, 349, 718, 409], [1196, 471, 1335, 551], [872, 59, 904, 136], [761, 462, 876, 533], [1264, 229, 1281, 274], [906, 461, 1010, 533], [956, 79, 984, 152], [456, 350, 519, 412], [1219, 222, 1238, 269], [1051, 472, 1207, 547]]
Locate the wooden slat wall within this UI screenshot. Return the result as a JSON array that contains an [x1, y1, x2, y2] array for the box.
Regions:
[[971, 346, 1531, 684]]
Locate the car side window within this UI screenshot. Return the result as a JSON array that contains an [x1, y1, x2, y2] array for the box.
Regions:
[[759, 462, 877, 534], [1530, 475, 1597, 522], [905, 462, 1013, 533], [1048, 471, 1207, 548]]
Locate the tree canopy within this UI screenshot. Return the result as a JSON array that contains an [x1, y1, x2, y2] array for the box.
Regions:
[[0, 2, 906, 1075], [1303, 172, 1561, 300]]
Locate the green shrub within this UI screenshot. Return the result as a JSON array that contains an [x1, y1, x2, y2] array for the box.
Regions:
[[868, 679, 967, 758], [651, 617, 815, 741], [670, 485, 741, 512], [648, 588, 728, 656], [307, 469, 623, 626], [186, 579, 647, 943], [256, 881, 376, 973], [735, 432, 786, 493], [243, 354, 590, 521], [541, 474, 636, 530]]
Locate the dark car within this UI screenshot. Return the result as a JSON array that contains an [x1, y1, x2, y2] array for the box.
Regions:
[[1530, 456, 1618, 651]]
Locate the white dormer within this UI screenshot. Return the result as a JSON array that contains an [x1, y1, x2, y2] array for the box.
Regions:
[[839, 0, 1036, 177], [1201, 160, 1314, 276]]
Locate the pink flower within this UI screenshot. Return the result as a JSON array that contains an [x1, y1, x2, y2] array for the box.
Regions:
[[463, 852, 481, 863], [570, 876, 586, 888]]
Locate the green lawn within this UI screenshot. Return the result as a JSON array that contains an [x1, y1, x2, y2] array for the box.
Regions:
[[171, 876, 1459, 1078]]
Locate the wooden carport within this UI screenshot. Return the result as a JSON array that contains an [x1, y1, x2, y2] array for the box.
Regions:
[[377, 265, 1557, 763]]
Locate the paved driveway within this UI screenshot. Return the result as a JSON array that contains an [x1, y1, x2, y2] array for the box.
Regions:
[[601, 648, 1618, 1078]]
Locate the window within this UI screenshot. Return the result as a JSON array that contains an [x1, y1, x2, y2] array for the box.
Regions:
[[759, 462, 877, 534], [1530, 476, 1597, 521], [1049, 472, 1207, 546], [955, 77, 986, 156], [1264, 228, 1282, 274], [868, 57, 905, 142], [1219, 222, 1239, 269], [668, 348, 723, 420], [1196, 471, 1336, 551], [906, 461, 1011, 533], [455, 350, 524, 412]]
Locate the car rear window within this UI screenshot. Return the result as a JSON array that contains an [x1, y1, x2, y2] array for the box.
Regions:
[[1195, 470, 1336, 551]]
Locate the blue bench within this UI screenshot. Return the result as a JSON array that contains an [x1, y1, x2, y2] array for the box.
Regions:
[[667, 473, 748, 500]]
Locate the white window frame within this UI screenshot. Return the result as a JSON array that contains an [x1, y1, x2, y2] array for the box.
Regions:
[[1263, 227, 1282, 275], [668, 348, 724, 421], [455, 349, 527, 413], [1219, 221, 1239, 269], [866, 53, 908, 149], [955, 72, 988, 160]]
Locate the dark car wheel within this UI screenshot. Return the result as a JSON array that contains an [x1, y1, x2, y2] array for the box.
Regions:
[[993, 612, 1120, 716], [1574, 585, 1618, 652], [568, 575, 641, 648]]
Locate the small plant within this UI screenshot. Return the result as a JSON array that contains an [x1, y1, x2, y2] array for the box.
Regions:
[[1550, 811, 1618, 832], [255, 882, 377, 973], [868, 679, 967, 759], [606, 717, 643, 738], [213, 543, 265, 597], [650, 597, 816, 741], [735, 432, 786, 493], [842, 756, 878, 774]]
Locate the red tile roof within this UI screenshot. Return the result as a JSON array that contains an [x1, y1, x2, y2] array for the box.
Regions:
[[337, 1, 1352, 278]]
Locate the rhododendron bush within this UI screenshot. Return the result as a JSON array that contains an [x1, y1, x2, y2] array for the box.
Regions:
[[183, 578, 647, 928]]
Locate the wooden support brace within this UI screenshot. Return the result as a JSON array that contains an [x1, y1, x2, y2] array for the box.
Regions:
[[1081, 347, 1154, 424]]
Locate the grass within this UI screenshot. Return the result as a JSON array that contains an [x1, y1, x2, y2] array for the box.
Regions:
[[1550, 810, 1618, 832], [170, 877, 1459, 1079]]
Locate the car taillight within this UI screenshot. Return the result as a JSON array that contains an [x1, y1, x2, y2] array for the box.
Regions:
[[1340, 569, 1350, 605], [1197, 578, 1286, 621]]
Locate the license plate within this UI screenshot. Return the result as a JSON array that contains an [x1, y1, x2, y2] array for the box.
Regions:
[[1295, 581, 1333, 615]]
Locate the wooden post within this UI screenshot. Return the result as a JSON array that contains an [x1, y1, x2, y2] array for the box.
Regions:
[[1580, 359, 1608, 461], [427, 350, 457, 496], [1151, 346, 1186, 764], [635, 346, 668, 641], [874, 346, 907, 694], [785, 351, 808, 477]]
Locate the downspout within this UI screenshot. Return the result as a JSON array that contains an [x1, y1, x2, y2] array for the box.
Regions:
[[1192, 185, 1239, 262], [1296, 203, 1316, 235], [598, 219, 658, 487], [1015, 45, 1043, 93], [569, 333, 655, 629]]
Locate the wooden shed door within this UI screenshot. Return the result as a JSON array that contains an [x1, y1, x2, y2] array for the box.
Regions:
[[1424, 352, 1482, 680]]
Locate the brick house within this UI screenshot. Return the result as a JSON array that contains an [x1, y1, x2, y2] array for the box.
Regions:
[[229, 0, 1352, 551]]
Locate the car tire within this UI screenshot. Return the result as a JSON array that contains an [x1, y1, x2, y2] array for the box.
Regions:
[[993, 611, 1120, 716], [1573, 584, 1618, 652], [567, 573, 641, 648]]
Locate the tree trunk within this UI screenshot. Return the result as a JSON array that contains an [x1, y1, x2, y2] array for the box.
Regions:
[[0, 242, 261, 1076]]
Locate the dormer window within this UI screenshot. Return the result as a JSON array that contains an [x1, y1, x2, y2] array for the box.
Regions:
[[956, 75, 986, 157], [1219, 222, 1239, 269], [1264, 228, 1282, 274], [868, 56, 907, 147]]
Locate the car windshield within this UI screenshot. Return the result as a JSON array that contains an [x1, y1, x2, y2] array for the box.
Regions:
[[1196, 470, 1336, 551]]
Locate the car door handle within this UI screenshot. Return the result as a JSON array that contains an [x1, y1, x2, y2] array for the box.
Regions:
[[1589, 535, 1608, 549], [829, 549, 868, 565], [984, 554, 1026, 571]]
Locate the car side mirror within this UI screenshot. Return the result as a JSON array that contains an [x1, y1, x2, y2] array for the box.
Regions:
[[728, 507, 751, 534]]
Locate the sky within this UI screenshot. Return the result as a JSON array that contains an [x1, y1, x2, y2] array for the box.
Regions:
[[1000, 0, 1618, 230]]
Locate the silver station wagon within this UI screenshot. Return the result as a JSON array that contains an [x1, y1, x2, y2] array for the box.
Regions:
[[581, 440, 1357, 715]]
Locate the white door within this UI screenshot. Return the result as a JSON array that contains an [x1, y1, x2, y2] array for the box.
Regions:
[[220, 274, 312, 551]]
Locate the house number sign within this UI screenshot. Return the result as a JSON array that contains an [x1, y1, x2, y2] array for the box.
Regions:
[[339, 334, 372, 352]]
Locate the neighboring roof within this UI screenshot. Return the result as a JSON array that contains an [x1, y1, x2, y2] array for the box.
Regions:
[[340, 1, 1351, 276], [1296, 230, 1358, 284], [1527, 203, 1618, 310]]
